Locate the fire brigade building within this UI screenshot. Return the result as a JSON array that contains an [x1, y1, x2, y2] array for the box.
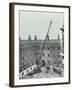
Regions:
[[19, 34, 62, 73]]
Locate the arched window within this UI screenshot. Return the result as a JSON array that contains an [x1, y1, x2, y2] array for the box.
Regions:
[[42, 60, 46, 66]]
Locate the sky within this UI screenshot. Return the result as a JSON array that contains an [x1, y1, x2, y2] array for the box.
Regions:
[[19, 11, 64, 40]]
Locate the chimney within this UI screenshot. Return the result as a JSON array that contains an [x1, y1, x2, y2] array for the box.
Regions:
[[28, 35, 31, 40], [34, 35, 37, 40]]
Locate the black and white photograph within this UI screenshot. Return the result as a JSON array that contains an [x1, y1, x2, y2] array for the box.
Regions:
[[9, 3, 70, 87], [19, 11, 64, 79]]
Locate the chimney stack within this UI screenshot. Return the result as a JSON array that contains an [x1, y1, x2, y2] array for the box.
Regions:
[[34, 35, 37, 40], [28, 35, 31, 40]]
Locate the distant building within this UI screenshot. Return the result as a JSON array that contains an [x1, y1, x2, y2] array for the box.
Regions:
[[19, 35, 62, 72]]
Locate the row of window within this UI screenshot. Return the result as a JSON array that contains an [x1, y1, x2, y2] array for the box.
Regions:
[[20, 47, 61, 52], [43, 53, 50, 57], [42, 53, 61, 57], [21, 53, 61, 60]]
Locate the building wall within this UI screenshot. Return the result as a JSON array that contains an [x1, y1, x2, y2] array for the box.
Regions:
[[19, 38, 62, 72]]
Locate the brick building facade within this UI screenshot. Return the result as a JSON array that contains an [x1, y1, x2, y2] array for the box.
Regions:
[[19, 35, 62, 72]]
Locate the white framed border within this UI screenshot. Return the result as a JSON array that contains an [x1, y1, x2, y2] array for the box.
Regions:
[[14, 3, 70, 86]]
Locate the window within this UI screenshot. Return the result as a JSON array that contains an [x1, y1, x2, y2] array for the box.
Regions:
[[53, 54, 55, 57], [48, 47, 49, 50], [58, 47, 60, 50], [42, 60, 46, 66], [58, 54, 60, 57], [43, 53, 44, 56], [23, 56, 24, 60], [48, 54, 50, 57], [52, 47, 55, 50], [36, 46, 40, 49], [36, 60, 38, 64]]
